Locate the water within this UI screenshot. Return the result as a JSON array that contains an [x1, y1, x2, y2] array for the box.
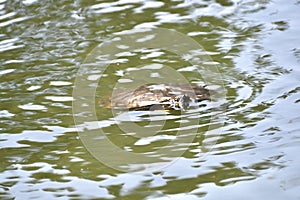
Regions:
[[1, 0, 300, 199]]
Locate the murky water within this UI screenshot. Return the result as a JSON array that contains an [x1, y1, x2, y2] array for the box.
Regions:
[[1, 0, 300, 199]]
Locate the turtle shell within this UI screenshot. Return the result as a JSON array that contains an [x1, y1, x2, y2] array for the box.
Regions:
[[100, 83, 210, 111]]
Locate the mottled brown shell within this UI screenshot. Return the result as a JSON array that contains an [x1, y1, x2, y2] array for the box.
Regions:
[[99, 84, 210, 111]]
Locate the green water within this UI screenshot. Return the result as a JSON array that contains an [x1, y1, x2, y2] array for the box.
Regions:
[[1, 0, 300, 199]]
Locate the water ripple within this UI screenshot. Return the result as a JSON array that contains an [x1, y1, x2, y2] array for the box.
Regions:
[[0, 0, 300, 199], [0, 37, 24, 53]]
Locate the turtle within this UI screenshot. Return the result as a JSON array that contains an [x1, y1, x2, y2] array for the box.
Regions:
[[99, 83, 210, 111]]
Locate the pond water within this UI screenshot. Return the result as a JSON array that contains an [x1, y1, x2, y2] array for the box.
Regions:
[[1, 0, 300, 199]]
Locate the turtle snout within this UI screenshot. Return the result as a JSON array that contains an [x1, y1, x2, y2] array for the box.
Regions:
[[179, 95, 191, 110]]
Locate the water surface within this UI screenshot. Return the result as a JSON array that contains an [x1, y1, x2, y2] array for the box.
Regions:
[[1, 0, 300, 199]]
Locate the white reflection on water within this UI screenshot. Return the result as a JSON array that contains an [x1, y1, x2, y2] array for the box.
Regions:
[[45, 96, 74, 102], [134, 135, 176, 146], [18, 103, 47, 111], [49, 81, 72, 86], [0, 68, 15, 75], [0, 162, 114, 199], [0, 126, 77, 149], [0, 110, 14, 118], [0, 38, 24, 52]]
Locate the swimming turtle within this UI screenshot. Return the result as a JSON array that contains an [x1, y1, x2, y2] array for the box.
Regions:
[[99, 83, 210, 111]]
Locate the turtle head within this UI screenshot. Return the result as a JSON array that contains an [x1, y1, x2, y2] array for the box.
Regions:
[[179, 95, 191, 110], [170, 95, 191, 110]]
